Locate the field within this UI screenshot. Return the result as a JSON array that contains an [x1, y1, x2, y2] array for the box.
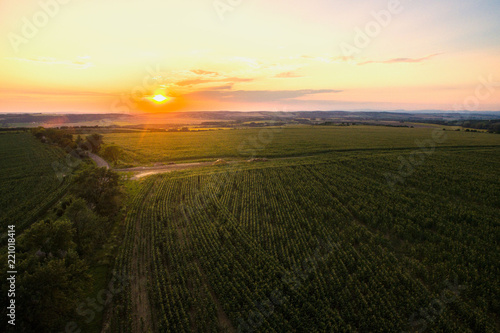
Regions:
[[104, 127, 500, 332], [101, 126, 500, 166], [1, 126, 499, 332], [0, 132, 71, 234]]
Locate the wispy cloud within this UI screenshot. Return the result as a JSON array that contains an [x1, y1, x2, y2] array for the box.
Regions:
[[209, 84, 234, 90], [5, 56, 94, 69], [1, 87, 113, 97], [186, 89, 342, 102], [190, 69, 219, 76], [358, 53, 442, 65], [293, 55, 355, 64], [274, 71, 303, 78], [226, 77, 254, 83], [226, 56, 261, 68], [175, 78, 213, 86], [176, 76, 253, 86], [293, 53, 441, 66]]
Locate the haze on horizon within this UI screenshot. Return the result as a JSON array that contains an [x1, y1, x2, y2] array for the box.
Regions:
[[1, 0, 499, 114]]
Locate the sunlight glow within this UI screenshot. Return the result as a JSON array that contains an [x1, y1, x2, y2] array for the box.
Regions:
[[152, 94, 168, 103]]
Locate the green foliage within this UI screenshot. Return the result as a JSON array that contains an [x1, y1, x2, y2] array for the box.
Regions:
[[72, 166, 122, 217], [109, 147, 499, 332], [18, 219, 76, 256], [423, 119, 500, 133], [0, 133, 70, 232], [0, 134, 122, 333], [1, 219, 90, 333], [31, 127, 75, 148], [16, 254, 89, 332], [100, 126, 500, 165], [84, 133, 104, 153], [65, 198, 108, 256], [102, 145, 122, 165], [2, 126, 499, 332]]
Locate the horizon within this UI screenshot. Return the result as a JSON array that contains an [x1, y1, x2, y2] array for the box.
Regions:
[[2, 109, 500, 116], [1, 0, 500, 113]]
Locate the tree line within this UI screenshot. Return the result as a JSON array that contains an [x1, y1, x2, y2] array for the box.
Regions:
[[31, 127, 122, 164], [1, 163, 124, 332]]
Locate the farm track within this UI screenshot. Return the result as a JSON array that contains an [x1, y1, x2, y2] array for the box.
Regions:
[[130, 184, 155, 333], [114, 144, 500, 179], [194, 259, 237, 333], [88, 152, 110, 169]]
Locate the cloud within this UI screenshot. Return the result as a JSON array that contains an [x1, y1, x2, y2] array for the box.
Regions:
[[358, 53, 442, 65], [226, 77, 254, 83], [5, 56, 94, 69], [186, 89, 342, 102], [1, 88, 114, 97], [176, 76, 253, 86], [226, 56, 261, 68], [190, 69, 219, 76], [274, 71, 303, 78], [294, 55, 355, 64], [209, 84, 234, 90], [294, 53, 441, 66], [176, 78, 213, 86]]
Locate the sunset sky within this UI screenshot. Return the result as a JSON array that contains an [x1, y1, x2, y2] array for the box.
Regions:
[[1, 0, 499, 113]]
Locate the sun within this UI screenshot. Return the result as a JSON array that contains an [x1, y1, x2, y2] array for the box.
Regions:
[[152, 94, 168, 103], [145, 89, 174, 105]]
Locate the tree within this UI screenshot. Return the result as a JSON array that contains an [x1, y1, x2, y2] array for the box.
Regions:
[[82, 133, 104, 153], [31, 127, 75, 148], [65, 198, 108, 256], [18, 218, 76, 257], [75, 134, 83, 145], [16, 251, 89, 332], [102, 145, 122, 165], [72, 166, 122, 217], [1, 219, 90, 332]]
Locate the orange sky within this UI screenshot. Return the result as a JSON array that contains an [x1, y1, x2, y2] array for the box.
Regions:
[[1, 0, 499, 113]]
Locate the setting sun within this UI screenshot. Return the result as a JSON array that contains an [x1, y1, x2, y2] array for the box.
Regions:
[[152, 94, 168, 103]]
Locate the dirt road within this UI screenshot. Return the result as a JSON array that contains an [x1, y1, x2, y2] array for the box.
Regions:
[[88, 152, 110, 169], [117, 161, 234, 179]]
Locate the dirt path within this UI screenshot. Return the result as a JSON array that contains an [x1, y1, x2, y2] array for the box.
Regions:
[[117, 161, 243, 179], [177, 210, 235, 332], [114, 145, 500, 180], [88, 152, 110, 169], [123, 162, 214, 179], [194, 259, 236, 333], [100, 182, 155, 333], [130, 187, 155, 333]]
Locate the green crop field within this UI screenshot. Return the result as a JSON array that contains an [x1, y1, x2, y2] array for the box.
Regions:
[[102, 126, 500, 166], [107, 144, 500, 332], [1, 126, 499, 332], [0, 132, 71, 233]]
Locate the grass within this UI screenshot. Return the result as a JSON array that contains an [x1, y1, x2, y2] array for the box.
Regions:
[[76, 264, 109, 332], [75, 202, 129, 333], [108, 145, 500, 332], [100, 125, 500, 166], [0, 132, 71, 233]]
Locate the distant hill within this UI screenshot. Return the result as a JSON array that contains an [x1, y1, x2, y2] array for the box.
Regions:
[[1, 111, 499, 128]]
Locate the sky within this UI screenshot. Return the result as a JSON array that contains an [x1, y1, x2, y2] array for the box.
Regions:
[[0, 0, 499, 113]]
